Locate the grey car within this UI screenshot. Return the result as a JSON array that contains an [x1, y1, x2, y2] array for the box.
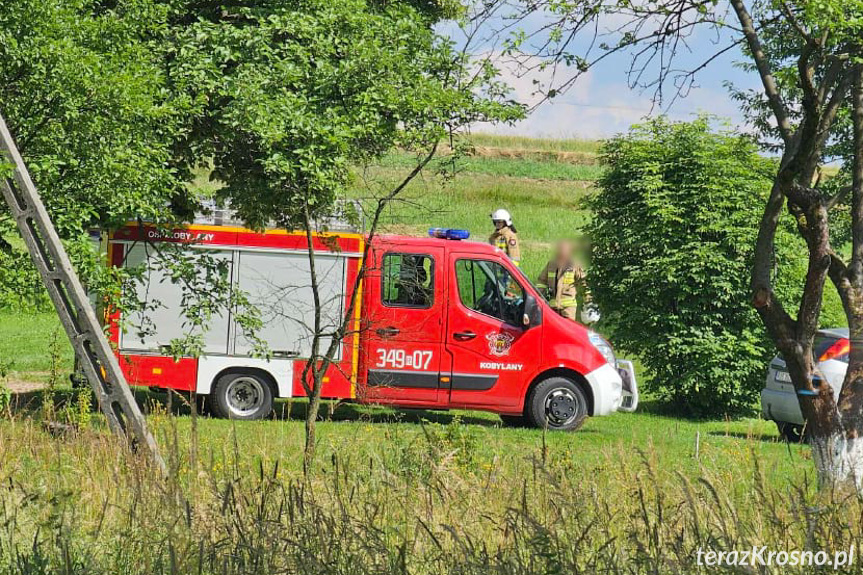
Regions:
[[761, 328, 849, 442]]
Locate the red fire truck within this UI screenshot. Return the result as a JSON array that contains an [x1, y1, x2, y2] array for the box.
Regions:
[[103, 218, 637, 430]]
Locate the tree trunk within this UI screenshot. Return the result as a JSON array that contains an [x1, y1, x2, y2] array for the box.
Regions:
[[784, 346, 853, 488], [816, 65, 863, 491], [810, 431, 863, 490], [303, 389, 321, 476], [810, 356, 863, 491], [296, 145, 439, 476]]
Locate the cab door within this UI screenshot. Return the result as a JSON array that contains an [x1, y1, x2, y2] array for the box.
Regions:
[[362, 243, 446, 406], [444, 254, 542, 410]]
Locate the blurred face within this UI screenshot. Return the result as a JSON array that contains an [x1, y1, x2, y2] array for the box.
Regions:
[[555, 240, 573, 262], [493, 219, 506, 230]]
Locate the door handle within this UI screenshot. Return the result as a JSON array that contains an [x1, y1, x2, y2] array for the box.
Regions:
[[376, 326, 400, 337], [272, 350, 300, 358], [453, 331, 477, 341]]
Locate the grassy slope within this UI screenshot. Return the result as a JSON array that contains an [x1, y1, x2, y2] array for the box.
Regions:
[[354, 135, 601, 278]]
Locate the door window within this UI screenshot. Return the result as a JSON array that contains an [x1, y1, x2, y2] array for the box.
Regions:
[[455, 259, 524, 325], [382, 253, 434, 308]]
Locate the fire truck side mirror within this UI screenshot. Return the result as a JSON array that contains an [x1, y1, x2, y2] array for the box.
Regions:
[[523, 294, 542, 329]]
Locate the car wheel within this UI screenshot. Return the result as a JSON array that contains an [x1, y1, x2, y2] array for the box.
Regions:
[[526, 376, 588, 431], [776, 421, 805, 443], [209, 372, 274, 420], [500, 414, 528, 427]]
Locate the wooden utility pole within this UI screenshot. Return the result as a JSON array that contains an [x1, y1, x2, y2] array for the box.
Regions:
[[0, 113, 165, 473]]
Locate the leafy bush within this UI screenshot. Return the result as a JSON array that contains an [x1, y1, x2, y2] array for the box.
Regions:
[[588, 118, 835, 416], [0, 228, 49, 312]]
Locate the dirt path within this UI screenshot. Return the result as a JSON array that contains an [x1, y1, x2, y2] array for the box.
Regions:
[[5, 378, 47, 394]]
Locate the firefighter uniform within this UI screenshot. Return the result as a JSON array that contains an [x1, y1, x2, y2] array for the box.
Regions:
[[537, 259, 585, 321], [489, 227, 521, 266]]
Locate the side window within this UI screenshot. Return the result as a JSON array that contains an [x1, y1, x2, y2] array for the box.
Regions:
[[455, 259, 525, 325], [382, 253, 434, 308]]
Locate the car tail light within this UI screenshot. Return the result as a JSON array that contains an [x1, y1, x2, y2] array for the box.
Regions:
[[819, 338, 850, 362]]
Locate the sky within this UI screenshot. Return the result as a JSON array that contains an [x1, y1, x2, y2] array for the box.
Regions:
[[442, 6, 763, 139]]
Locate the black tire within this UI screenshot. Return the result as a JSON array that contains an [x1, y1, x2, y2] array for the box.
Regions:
[[526, 376, 588, 431], [500, 414, 528, 427], [208, 372, 274, 420], [777, 421, 805, 443]]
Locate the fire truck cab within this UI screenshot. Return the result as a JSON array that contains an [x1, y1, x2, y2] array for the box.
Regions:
[[105, 221, 637, 430]]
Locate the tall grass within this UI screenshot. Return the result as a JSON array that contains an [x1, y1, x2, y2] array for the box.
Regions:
[[467, 133, 603, 155], [0, 411, 858, 574]]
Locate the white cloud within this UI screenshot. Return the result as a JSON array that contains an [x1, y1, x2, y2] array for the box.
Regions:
[[475, 52, 746, 138]]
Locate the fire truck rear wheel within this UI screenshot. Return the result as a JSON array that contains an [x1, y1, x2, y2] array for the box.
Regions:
[[527, 376, 588, 431], [209, 372, 274, 420]]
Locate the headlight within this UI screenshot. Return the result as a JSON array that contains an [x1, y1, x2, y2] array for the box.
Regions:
[[588, 331, 616, 365]]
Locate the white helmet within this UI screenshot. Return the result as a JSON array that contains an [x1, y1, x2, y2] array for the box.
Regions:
[[490, 208, 512, 227], [581, 304, 601, 324]]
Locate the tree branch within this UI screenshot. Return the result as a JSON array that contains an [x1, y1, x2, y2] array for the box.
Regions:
[[729, 0, 793, 145], [752, 177, 795, 339], [850, 64, 863, 278]]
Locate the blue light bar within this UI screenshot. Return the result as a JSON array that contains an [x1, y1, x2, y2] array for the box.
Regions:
[[428, 228, 470, 240]]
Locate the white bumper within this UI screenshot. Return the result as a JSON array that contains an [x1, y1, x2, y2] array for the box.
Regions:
[[584, 362, 623, 416]]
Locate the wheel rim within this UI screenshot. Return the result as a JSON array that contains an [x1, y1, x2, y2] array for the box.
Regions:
[[225, 376, 266, 417], [544, 388, 580, 426]]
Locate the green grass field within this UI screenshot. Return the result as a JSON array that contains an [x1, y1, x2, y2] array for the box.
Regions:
[[0, 312, 72, 376], [0, 307, 798, 478], [3, 133, 847, 574], [0, 390, 830, 574]]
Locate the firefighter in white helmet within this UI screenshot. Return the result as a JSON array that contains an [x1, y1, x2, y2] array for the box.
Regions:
[[489, 208, 521, 266]]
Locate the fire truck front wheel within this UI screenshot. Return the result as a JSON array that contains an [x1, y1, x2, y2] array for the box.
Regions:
[[526, 377, 588, 431], [209, 372, 274, 420]]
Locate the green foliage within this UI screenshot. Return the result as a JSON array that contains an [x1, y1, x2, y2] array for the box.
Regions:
[[0, 1, 185, 234], [60, 387, 93, 428], [0, 386, 9, 417], [167, 0, 521, 229], [0, 1, 188, 311], [588, 118, 824, 416], [0, 244, 48, 312]]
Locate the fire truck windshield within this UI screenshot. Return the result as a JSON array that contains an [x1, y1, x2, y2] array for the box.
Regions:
[[457, 259, 526, 326]]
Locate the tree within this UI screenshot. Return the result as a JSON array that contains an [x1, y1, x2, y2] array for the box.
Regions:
[[0, 0, 221, 332], [590, 117, 811, 416], [0, 1, 187, 248], [165, 0, 521, 471], [483, 0, 863, 488]]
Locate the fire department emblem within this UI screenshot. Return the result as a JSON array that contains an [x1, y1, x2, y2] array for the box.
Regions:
[[486, 332, 514, 357]]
